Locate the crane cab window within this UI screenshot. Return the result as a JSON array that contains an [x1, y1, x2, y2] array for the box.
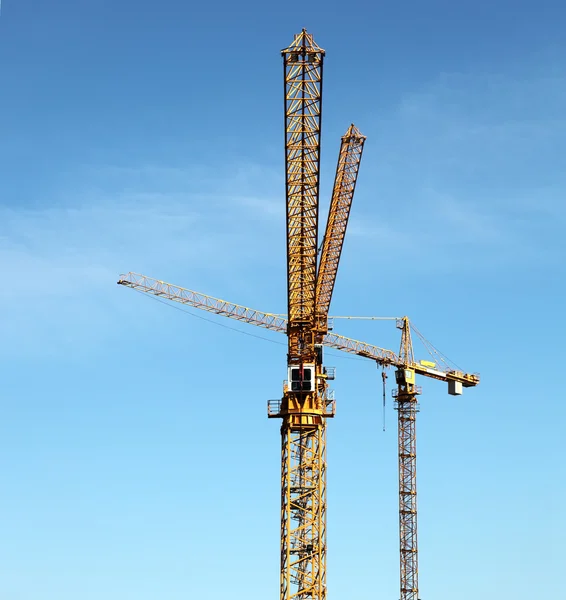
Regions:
[[289, 365, 315, 392]]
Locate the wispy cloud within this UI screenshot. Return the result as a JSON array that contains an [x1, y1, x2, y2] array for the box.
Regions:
[[349, 68, 566, 271], [0, 161, 287, 359]]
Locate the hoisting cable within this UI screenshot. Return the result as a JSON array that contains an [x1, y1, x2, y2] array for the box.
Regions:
[[381, 367, 388, 432]]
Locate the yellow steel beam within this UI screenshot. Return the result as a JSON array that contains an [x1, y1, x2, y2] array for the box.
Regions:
[[117, 272, 287, 332], [316, 124, 366, 330], [282, 29, 324, 363]]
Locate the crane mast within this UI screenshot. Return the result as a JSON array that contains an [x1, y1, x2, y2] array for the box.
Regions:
[[283, 28, 324, 361], [394, 318, 420, 600], [279, 29, 327, 600]]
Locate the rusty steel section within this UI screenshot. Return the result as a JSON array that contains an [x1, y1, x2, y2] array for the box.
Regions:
[[282, 29, 324, 340], [394, 388, 420, 600], [316, 124, 366, 329]]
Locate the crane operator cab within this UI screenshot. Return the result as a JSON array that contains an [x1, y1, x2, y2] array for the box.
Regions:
[[288, 364, 316, 392], [395, 368, 416, 387]]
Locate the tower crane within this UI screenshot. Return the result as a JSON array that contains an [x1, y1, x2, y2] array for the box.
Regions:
[[117, 273, 479, 600], [117, 29, 479, 600]]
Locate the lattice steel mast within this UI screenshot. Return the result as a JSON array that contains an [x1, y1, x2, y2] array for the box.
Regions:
[[277, 30, 328, 600], [394, 318, 420, 600], [283, 28, 323, 355]]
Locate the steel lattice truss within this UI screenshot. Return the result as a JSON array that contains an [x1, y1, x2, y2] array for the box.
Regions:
[[281, 425, 327, 600], [117, 272, 288, 331], [282, 29, 324, 329], [117, 272, 478, 386], [117, 272, 400, 365], [316, 125, 366, 326], [395, 391, 419, 600]]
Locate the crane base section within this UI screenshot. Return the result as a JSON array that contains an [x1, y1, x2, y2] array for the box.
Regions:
[[280, 420, 327, 600], [395, 387, 420, 600]]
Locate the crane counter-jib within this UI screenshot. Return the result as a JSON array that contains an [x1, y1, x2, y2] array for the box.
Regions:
[[412, 364, 480, 386]]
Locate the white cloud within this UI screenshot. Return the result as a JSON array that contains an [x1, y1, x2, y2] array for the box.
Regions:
[[348, 68, 566, 272], [0, 161, 288, 359]]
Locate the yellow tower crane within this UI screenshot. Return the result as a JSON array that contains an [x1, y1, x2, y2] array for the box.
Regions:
[[117, 274, 479, 600], [117, 29, 479, 600], [280, 31, 332, 599]]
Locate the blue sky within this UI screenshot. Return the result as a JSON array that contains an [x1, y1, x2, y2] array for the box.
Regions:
[[1, 1, 565, 598]]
